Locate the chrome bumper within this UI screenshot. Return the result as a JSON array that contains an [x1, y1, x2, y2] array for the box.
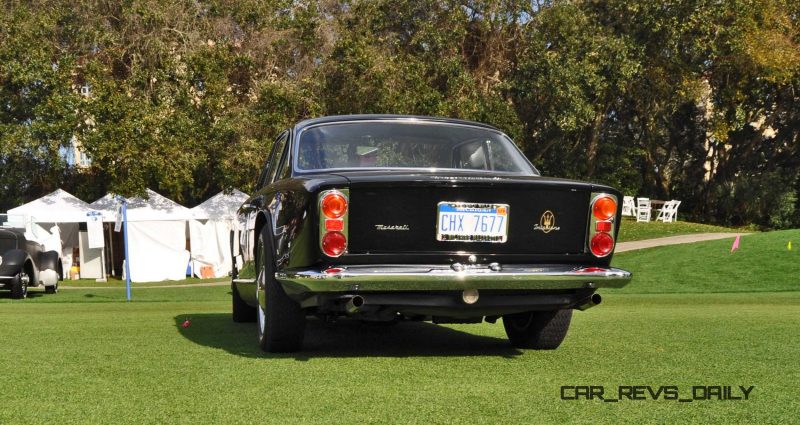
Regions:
[[276, 264, 632, 293]]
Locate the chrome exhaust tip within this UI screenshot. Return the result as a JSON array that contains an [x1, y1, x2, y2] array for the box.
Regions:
[[576, 293, 602, 311], [346, 295, 365, 314], [462, 289, 479, 305]]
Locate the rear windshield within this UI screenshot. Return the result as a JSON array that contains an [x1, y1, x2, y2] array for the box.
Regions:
[[295, 121, 535, 174]]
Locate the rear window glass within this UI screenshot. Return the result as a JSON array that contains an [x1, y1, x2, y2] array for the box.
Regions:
[[295, 122, 534, 174]]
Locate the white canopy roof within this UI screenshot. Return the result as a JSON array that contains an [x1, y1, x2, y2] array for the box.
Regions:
[[90, 189, 192, 222], [7, 189, 99, 223], [190, 189, 249, 220]]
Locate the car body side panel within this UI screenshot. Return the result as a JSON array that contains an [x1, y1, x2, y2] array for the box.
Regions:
[[0, 249, 32, 281], [233, 175, 349, 307]]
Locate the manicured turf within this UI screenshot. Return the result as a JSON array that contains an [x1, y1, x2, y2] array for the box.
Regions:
[[616, 218, 740, 242], [2, 230, 799, 423], [612, 229, 800, 294]]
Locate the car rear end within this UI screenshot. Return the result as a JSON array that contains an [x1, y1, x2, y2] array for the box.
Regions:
[[278, 173, 631, 320]]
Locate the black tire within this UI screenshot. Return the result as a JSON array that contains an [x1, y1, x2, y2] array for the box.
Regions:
[[255, 226, 305, 353], [45, 281, 58, 294], [232, 283, 257, 322], [10, 271, 29, 300], [502, 309, 573, 350]]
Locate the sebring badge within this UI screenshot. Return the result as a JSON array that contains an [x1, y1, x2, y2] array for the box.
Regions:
[[534, 210, 560, 233], [375, 224, 410, 231]]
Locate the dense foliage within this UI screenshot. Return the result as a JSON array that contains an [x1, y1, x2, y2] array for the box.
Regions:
[[1, 0, 798, 228]]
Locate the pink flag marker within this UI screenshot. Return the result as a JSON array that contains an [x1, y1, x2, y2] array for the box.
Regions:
[[730, 235, 741, 253]]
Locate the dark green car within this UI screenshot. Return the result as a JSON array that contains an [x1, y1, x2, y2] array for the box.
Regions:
[[231, 115, 632, 352]]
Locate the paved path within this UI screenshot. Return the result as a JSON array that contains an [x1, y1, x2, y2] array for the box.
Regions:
[[60, 280, 229, 290], [615, 232, 746, 253], [60, 233, 747, 289]]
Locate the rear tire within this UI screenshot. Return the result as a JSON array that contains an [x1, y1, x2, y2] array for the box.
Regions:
[[255, 226, 305, 353], [502, 309, 572, 350], [45, 281, 58, 294], [10, 272, 29, 300], [232, 283, 256, 322]]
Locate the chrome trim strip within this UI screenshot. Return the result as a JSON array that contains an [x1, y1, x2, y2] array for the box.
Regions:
[[232, 278, 256, 284], [276, 264, 632, 292]]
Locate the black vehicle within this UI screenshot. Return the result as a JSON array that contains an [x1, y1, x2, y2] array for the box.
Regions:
[[232, 115, 632, 352], [0, 228, 63, 299]]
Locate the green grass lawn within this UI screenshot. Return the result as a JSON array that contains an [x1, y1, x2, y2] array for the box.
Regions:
[[2, 230, 799, 423], [611, 229, 800, 294], [617, 217, 741, 242]]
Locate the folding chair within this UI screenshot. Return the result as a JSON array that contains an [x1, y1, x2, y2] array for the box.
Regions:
[[655, 200, 673, 222], [671, 200, 681, 221], [622, 196, 637, 217], [636, 198, 651, 222]]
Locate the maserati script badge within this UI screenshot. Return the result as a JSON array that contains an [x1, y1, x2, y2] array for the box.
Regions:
[[534, 210, 560, 233], [375, 224, 410, 231]]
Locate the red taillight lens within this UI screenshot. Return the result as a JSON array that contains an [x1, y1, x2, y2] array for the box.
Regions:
[[322, 231, 347, 257], [595, 220, 612, 233], [321, 193, 348, 219], [590, 232, 614, 257], [325, 219, 344, 231], [593, 196, 617, 221]]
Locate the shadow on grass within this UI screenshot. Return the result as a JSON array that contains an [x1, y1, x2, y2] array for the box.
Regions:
[[175, 313, 522, 359], [0, 289, 45, 299]]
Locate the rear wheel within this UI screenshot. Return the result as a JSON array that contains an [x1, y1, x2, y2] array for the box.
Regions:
[[10, 272, 29, 299], [502, 309, 572, 350], [255, 227, 305, 353]]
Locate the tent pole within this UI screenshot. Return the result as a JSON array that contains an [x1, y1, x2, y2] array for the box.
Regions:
[[107, 224, 115, 276], [122, 201, 131, 301]]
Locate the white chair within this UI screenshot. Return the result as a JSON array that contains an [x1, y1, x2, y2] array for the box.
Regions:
[[636, 198, 651, 222], [655, 200, 682, 223], [672, 200, 681, 221], [622, 196, 637, 217], [655, 200, 673, 222]]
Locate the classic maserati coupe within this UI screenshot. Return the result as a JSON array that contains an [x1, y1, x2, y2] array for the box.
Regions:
[[0, 227, 62, 299], [231, 115, 632, 352]]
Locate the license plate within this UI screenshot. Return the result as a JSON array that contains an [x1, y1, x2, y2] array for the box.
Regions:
[[436, 202, 509, 243]]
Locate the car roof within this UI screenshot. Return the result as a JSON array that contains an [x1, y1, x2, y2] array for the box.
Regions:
[[294, 114, 503, 133], [0, 227, 24, 238]]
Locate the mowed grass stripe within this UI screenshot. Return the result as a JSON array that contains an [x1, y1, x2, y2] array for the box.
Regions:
[[612, 229, 800, 294]]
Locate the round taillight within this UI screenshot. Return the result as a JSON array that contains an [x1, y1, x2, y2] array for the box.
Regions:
[[322, 231, 347, 257], [593, 196, 617, 221], [590, 232, 614, 257], [321, 192, 348, 219]]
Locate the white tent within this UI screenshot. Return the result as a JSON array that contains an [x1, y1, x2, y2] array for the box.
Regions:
[[7, 189, 104, 275], [189, 189, 248, 278], [90, 189, 191, 283]]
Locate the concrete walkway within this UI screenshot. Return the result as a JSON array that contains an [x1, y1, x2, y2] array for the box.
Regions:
[[615, 232, 746, 253], [60, 280, 229, 290], [60, 232, 746, 290]]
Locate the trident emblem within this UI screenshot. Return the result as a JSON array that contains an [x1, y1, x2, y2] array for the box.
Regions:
[[540, 210, 556, 233]]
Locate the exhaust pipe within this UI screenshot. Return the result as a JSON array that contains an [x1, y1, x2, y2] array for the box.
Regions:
[[576, 293, 602, 311], [346, 295, 365, 314]]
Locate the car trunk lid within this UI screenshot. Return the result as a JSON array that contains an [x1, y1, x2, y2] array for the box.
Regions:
[[336, 172, 595, 257]]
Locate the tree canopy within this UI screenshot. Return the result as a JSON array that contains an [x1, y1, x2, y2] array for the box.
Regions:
[[1, 0, 798, 228]]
